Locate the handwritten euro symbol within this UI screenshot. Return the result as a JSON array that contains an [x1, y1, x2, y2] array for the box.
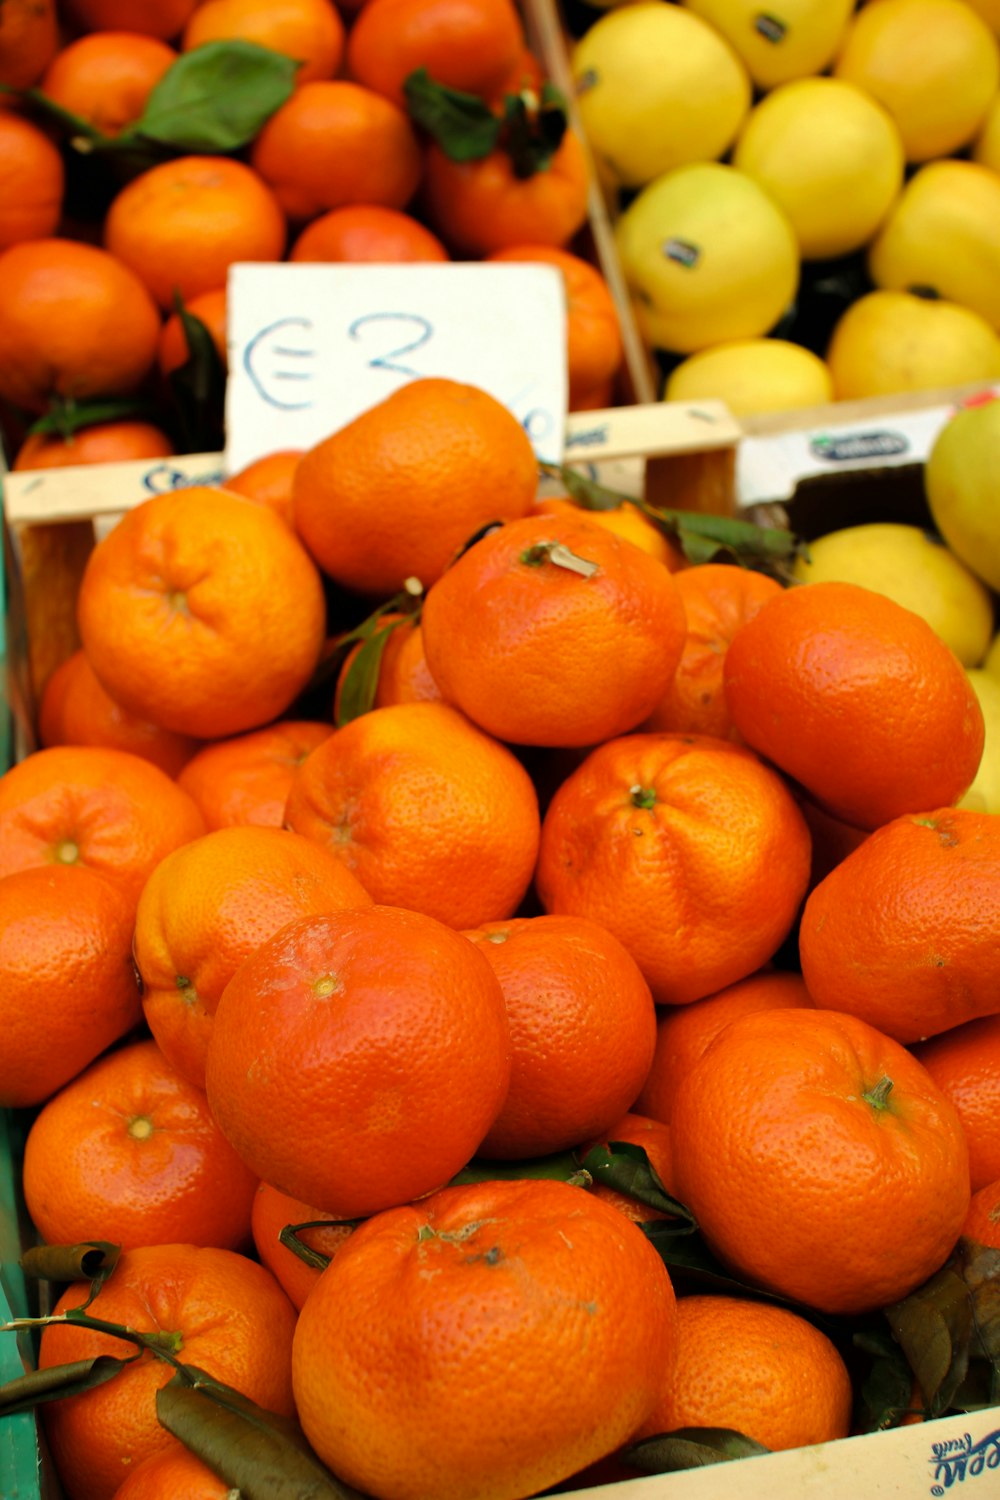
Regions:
[[242, 317, 316, 410]]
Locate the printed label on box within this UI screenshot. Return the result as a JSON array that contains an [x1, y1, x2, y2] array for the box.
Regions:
[[224, 262, 567, 471]]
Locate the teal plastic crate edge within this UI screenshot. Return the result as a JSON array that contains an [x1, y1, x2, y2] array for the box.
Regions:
[[1, 1110, 44, 1500]]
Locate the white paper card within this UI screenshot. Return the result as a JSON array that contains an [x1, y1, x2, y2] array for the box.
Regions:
[[223, 262, 567, 471]]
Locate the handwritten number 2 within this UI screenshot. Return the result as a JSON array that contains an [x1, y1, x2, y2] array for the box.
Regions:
[[348, 312, 433, 378]]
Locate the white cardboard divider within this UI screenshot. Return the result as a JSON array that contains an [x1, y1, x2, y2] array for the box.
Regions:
[[564, 1406, 1000, 1500], [736, 385, 1000, 509], [223, 261, 568, 469], [0, 402, 742, 530]]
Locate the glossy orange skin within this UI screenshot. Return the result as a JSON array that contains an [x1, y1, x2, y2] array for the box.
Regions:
[[0, 746, 206, 907], [0, 0, 58, 88], [464, 915, 657, 1159], [421, 128, 590, 257], [291, 1179, 678, 1500], [109, 1446, 232, 1500], [76, 487, 327, 739], [0, 112, 63, 249], [635, 969, 813, 1125], [134, 825, 372, 1087], [671, 1008, 971, 1314], [0, 239, 161, 413], [723, 580, 986, 830], [642, 564, 783, 738], [156, 287, 228, 378], [290, 204, 449, 264], [284, 702, 540, 928], [912, 1013, 1000, 1190], [41, 32, 175, 136], [963, 1177, 1000, 1250], [22, 1039, 258, 1251], [293, 376, 538, 597], [224, 448, 302, 527], [346, 0, 524, 110], [37, 650, 199, 777], [176, 720, 333, 830], [182, 0, 345, 84], [205, 905, 512, 1216], [421, 511, 688, 748], [15, 422, 174, 473], [799, 808, 1000, 1045], [0, 865, 141, 1109], [488, 244, 623, 406], [536, 734, 812, 1005], [250, 1181, 355, 1310], [333, 612, 442, 721], [637, 1295, 853, 1451], [250, 80, 423, 221], [38, 1244, 297, 1500], [64, 0, 199, 37], [104, 155, 286, 309]]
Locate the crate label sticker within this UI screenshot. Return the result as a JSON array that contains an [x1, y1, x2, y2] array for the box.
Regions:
[[929, 1425, 1000, 1493], [735, 398, 1000, 506], [224, 262, 567, 471]]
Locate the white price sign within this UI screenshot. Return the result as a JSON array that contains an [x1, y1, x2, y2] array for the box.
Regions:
[[223, 262, 567, 471]]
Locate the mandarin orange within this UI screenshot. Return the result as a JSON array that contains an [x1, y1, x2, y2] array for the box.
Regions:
[[536, 733, 812, 1005], [464, 914, 657, 1159], [723, 580, 985, 829], [292, 1178, 677, 1500], [799, 808, 1000, 1044], [670, 1007, 971, 1313], [134, 824, 372, 1087], [22, 1038, 258, 1251], [292, 376, 539, 597], [38, 1244, 297, 1500], [205, 904, 512, 1215], [284, 701, 540, 928], [421, 510, 687, 747], [0, 864, 141, 1109], [76, 487, 326, 739]]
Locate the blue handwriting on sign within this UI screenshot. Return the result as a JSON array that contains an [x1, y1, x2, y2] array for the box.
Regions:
[[929, 1428, 1000, 1493], [348, 311, 434, 378], [243, 317, 316, 410]]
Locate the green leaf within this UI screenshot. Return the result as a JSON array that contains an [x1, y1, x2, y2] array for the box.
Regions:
[[501, 85, 567, 179], [884, 1263, 973, 1417], [28, 399, 159, 439], [542, 460, 803, 569], [335, 621, 397, 727], [165, 297, 228, 454], [20, 1242, 120, 1287], [450, 1151, 588, 1187], [577, 1143, 696, 1227], [17, 87, 107, 147], [403, 68, 500, 161], [126, 41, 298, 152], [853, 1326, 919, 1432], [0, 1356, 135, 1415], [156, 1365, 361, 1498], [624, 1427, 770, 1473]]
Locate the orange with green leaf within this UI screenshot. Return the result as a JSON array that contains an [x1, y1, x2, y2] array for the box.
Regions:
[[37, 1244, 297, 1500]]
